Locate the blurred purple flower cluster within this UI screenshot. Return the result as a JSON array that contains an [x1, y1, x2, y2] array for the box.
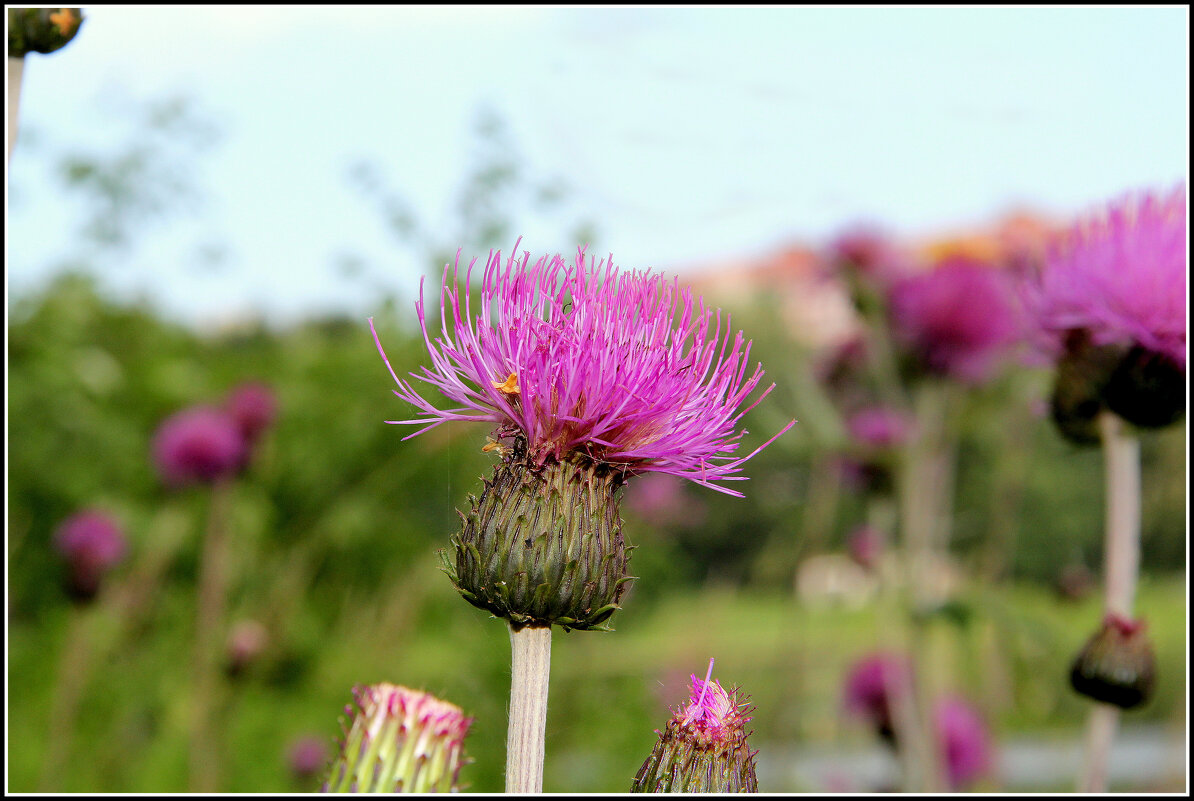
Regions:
[[151, 381, 277, 487]]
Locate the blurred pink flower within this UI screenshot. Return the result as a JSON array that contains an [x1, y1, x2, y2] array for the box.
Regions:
[[152, 405, 246, 487], [845, 524, 886, 571], [287, 734, 330, 781], [846, 406, 914, 449], [842, 652, 911, 742], [888, 257, 1021, 383], [934, 695, 992, 790], [1027, 185, 1186, 368], [53, 509, 128, 600], [625, 472, 707, 529], [829, 224, 910, 287], [226, 619, 269, 676], [225, 381, 277, 446]]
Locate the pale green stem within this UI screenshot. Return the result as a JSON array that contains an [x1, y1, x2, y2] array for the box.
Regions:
[[38, 604, 94, 791], [894, 381, 953, 792], [190, 480, 233, 792], [8, 57, 24, 164], [506, 624, 551, 793], [1077, 411, 1141, 792]]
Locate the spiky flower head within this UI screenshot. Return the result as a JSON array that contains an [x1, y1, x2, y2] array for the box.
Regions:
[[933, 695, 992, 790], [322, 683, 472, 793], [1028, 187, 1187, 434], [632, 660, 758, 793], [373, 243, 792, 493], [53, 509, 127, 602], [1069, 613, 1156, 709], [888, 256, 1021, 383], [372, 243, 792, 631], [1029, 186, 1186, 369], [151, 405, 246, 487]]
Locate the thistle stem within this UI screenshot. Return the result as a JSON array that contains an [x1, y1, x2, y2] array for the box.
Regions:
[[506, 624, 551, 793], [7, 57, 24, 164], [1077, 411, 1141, 792], [37, 604, 93, 791], [190, 479, 233, 792]]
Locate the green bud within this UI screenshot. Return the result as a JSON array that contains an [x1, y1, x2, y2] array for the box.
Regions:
[[8, 8, 84, 57], [1069, 614, 1156, 710], [632, 664, 758, 793], [443, 436, 634, 632], [321, 683, 472, 793]]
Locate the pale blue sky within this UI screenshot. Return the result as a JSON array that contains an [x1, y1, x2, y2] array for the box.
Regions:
[[6, 6, 1189, 327]]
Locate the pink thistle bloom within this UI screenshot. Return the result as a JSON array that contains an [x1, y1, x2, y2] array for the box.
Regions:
[[54, 509, 127, 600], [151, 405, 246, 487], [888, 257, 1021, 383], [225, 381, 277, 446], [633, 659, 758, 792], [371, 243, 794, 496], [1027, 186, 1186, 368], [842, 652, 912, 741], [846, 406, 914, 450], [933, 695, 993, 790]]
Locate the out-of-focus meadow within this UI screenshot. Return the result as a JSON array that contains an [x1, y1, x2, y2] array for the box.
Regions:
[[7, 68, 1188, 796]]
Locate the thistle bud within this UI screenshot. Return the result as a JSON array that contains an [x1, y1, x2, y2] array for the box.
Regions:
[[1069, 614, 1156, 709], [444, 436, 633, 632], [1102, 345, 1186, 430], [322, 683, 472, 793], [631, 661, 758, 793], [53, 509, 127, 603], [8, 8, 84, 56], [1049, 329, 1127, 445]]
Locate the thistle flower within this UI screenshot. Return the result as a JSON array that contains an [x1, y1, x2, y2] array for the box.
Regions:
[[1028, 187, 1187, 432], [1069, 613, 1156, 709], [322, 683, 472, 793], [372, 243, 793, 631], [53, 509, 128, 602], [888, 257, 1021, 383], [842, 652, 911, 745], [933, 695, 992, 790], [632, 660, 758, 793], [225, 381, 277, 448], [151, 405, 246, 487]]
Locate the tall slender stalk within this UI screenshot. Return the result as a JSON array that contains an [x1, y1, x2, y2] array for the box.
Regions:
[[190, 479, 233, 792], [1076, 411, 1141, 792], [506, 624, 552, 793], [37, 604, 94, 791], [7, 56, 24, 163]]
